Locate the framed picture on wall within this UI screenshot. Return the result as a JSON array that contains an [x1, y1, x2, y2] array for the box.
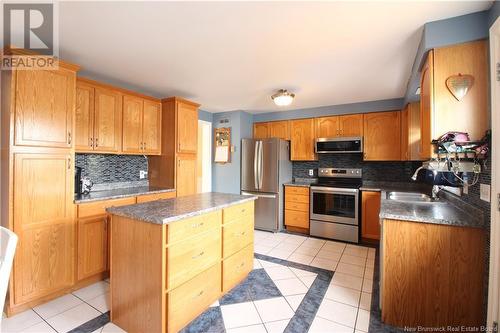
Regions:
[[214, 127, 231, 163]]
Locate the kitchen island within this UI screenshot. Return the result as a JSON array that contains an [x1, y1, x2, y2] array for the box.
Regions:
[[106, 192, 257, 333]]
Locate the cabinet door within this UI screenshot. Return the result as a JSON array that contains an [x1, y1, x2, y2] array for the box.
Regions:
[[420, 50, 433, 160], [339, 114, 363, 137], [13, 152, 74, 304], [176, 155, 197, 197], [75, 82, 94, 151], [408, 102, 422, 161], [142, 100, 162, 155], [253, 123, 269, 139], [122, 95, 143, 154], [177, 102, 198, 154], [268, 121, 290, 140], [78, 216, 108, 280], [94, 87, 122, 153], [363, 111, 401, 161], [361, 191, 381, 240], [14, 69, 74, 148], [400, 108, 409, 161], [290, 119, 316, 161], [315, 116, 339, 138]]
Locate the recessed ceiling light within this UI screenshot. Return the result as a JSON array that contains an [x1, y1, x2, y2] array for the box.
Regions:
[[271, 89, 295, 106]]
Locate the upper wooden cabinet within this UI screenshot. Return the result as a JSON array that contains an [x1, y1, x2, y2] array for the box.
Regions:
[[14, 69, 76, 148], [315, 114, 363, 138], [253, 123, 269, 139], [420, 40, 488, 159], [94, 87, 122, 152], [290, 119, 316, 161], [122, 95, 162, 155], [176, 155, 197, 197], [400, 107, 409, 161], [177, 102, 198, 154], [268, 121, 290, 140], [76, 80, 122, 153], [363, 111, 401, 161]]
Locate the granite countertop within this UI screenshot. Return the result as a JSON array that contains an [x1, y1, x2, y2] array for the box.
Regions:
[[284, 178, 318, 187], [106, 192, 257, 225], [360, 181, 432, 193], [74, 186, 175, 204], [284, 182, 313, 188]]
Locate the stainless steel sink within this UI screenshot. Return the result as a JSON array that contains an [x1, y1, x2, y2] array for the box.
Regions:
[[386, 191, 432, 202]]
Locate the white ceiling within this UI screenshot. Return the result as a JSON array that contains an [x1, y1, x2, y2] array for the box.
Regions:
[[59, 1, 491, 113]]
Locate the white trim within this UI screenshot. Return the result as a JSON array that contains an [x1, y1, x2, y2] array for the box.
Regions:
[[488, 16, 500, 329]]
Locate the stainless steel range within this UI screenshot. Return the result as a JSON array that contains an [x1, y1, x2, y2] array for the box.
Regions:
[[310, 168, 362, 243]]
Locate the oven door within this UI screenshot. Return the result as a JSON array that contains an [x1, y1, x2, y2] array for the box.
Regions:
[[310, 186, 359, 225]]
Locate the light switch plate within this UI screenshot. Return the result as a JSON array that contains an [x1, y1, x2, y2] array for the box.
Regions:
[[480, 184, 491, 202], [309, 169, 314, 176], [140, 170, 147, 179]]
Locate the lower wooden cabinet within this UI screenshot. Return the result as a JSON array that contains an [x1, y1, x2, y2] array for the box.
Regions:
[[284, 185, 310, 232], [77, 216, 108, 280], [361, 191, 381, 240], [136, 191, 176, 203], [382, 219, 485, 328], [176, 154, 197, 197], [222, 244, 254, 292]]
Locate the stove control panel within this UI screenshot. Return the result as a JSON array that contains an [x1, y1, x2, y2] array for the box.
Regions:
[[318, 168, 362, 178]]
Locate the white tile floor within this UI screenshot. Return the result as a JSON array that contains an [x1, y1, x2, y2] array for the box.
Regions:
[[2, 231, 375, 333]]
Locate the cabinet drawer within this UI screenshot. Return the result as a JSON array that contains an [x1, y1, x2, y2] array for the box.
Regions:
[[285, 210, 309, 229], [285, 194, 309, 204], [136, 191, 176, 203], [78, 197, 136, 218], [223, 215, 254, 259], [223, 201, 254, 224], [222, 244, 253, 293], [168, 210, 222, 244], [285, 186, 309, 196], [167, 264, 221, 333], [167, 228, 221, 290], [285, 201, 309, 212]]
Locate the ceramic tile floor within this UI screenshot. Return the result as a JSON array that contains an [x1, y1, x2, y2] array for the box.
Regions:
[[1, 231, 376, 333]]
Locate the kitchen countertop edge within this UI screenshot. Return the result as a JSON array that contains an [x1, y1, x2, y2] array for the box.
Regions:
[[74, 187, 176, 204]]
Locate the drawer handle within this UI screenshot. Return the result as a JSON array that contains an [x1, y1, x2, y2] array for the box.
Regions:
[[241, 209, 246, 213], [238, 262, 245, 268], [239, 231, 246, 236], [192, 251, 205, 259], [192, 222, 204, 228], [192, 290, 204, 299]]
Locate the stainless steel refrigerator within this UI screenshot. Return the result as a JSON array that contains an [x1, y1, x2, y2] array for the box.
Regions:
[[241, 138, 292, 232]]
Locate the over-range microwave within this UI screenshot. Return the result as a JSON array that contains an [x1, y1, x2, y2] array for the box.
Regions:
[[315, 137, 363, 154]]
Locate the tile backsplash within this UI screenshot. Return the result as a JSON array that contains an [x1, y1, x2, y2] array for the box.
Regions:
[[75, 153, 148, 185], [292, 154, 423, 182]]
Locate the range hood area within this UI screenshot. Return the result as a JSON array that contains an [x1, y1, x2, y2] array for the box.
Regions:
[[315, 137, 363, 154]]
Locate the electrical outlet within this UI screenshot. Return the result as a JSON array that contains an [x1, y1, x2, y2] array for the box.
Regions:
[[140, 170, 147, 179], [480, 184, 491, 202], [308, 169, 314, 176]]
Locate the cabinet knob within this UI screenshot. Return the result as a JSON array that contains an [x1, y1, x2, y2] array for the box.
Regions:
[[68, 132, 72, 145], [90, 137, 94, 148], [95, 138, 99, 148], [68, 157, 71, 170]]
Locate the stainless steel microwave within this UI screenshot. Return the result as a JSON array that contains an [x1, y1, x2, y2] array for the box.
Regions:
[[315, 137, 363, 154]]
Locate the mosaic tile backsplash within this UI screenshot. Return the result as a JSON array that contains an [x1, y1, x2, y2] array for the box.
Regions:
[[75, 153, 148, 185], [292, 154, 423, 182]]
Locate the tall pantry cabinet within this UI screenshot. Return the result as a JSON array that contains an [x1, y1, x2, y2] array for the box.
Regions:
[[1, 52, 80, 315]]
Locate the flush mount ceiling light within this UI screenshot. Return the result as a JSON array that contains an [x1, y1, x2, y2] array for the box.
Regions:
[[271, 89, 295, 106]]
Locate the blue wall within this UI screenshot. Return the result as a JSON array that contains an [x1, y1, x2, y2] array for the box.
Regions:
[[404, 10, 490, 103], [198, 109, 213, 122], [211, 111, 253, 194]]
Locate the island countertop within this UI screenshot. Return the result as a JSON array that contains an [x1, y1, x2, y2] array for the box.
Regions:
[[106, 192, 257, 225]]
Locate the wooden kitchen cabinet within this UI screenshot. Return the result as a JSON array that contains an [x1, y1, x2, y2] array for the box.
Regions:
[[382, 219, 485, 328], [12, 152, 75, 304], [315, 114, 363, 138], [77, 216, 108, 280], [400, 107, 409, 160], [122, 94, 162, 155], [361, 191, 381, 240], [14, 69, 76, 148], [284, 185, 310, 233], [290, 119, 316, 161], [420, 40, 488, 159], [177, 101, 198, 154], [363, 111, 401, 161], [76, 81, 123, 153], [253, 122, 269, 139], [148, 97, 200, 196], [408, 102, 422, 160], [268, 121, 290, 140], [93, 87, 123, 152]]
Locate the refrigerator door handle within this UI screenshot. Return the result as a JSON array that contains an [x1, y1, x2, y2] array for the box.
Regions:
[[241, 191, 277, 199], [254, 142, 260, 189], [258, 141, 264, 189]]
